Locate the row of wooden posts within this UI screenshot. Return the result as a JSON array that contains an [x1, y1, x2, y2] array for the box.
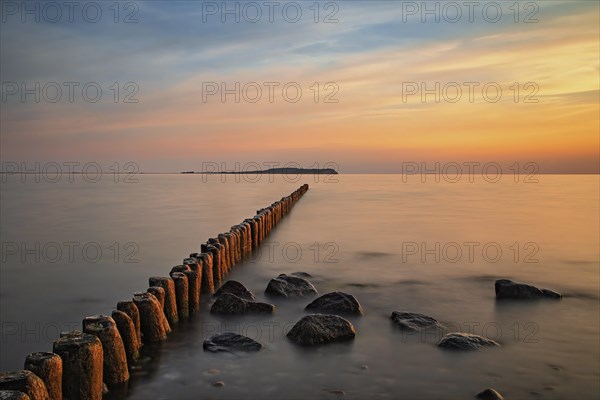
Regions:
[[0, 184, 310, 400]]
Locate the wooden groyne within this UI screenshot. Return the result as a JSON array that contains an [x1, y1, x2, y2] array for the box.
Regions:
[[0, 184, 309, 400]]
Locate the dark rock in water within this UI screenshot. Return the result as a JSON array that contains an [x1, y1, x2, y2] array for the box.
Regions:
[[476, 388, 504, 400], [203, 332, 262, 353], [305, 292, 363, 315], [390, 311, 443, 331], [265, 274, 318, 298], [212, 381, 225, 387], [291, 272, 313, 278], [210, 293, 274, 315], [287, 314, 356, 346], [495, 279, 561, 300], [438, 333, 500, 351], [214, 281, 255, 301]]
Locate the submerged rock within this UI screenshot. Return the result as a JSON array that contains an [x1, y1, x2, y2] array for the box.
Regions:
[[287, 314, 356, 346], [210, 293, 274, 315], [305, 292, 363, 315], [213, 281, 255, 301], [390, 311, 443, 331], [437, 333, 500, 351], [495, 279, 561, 300], [476, 388, 504, 400], [265, 274, 318, 298], [203, 332, 262, 353]]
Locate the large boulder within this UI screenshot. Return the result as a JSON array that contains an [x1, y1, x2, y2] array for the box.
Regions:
[[265, 274, 318, 298], [305, 292, 363, 315], [210, 293, 274, 315], [390, 311, 443, 331], [214, 280, 255, 300], [437, 333, 500, 351], [495, 279, 561, 300], [287, 314, 356, 346], [203, 332, 262, 353]]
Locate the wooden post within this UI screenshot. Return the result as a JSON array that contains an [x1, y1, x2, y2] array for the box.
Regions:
[[252, 216, 261, 247], [111, 310, 141, 363], [190, 253, 214, 295], [0, 370, 48, 400], [23, 353, 61, 400], [147, 286, 165, 308], [169, 272, 189, 320], [148, 277, 178, 325], [53, 331, 103, 400], [116, 300, 141, 344], [205, 244, 222, 287], [133, 292, 169, 342], [218, 234, 231, 273], [82, 315, 129, 385], [0, 390, 31, 399], [180, 260, 202, 311]]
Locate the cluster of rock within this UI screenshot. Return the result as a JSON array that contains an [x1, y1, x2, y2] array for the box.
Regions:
[[0, 185, 310, 400], [205, 275, 359, 351], [203, 275, 561, 400], [384, 278, 561, 398]]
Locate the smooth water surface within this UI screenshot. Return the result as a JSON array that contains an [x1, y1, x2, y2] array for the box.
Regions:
[[1, 174, 598, 399]]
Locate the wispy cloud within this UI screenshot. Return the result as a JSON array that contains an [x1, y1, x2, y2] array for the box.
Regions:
[[1, 0, 598, 172]]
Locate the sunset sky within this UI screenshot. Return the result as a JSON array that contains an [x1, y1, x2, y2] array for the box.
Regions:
[[1, 0, 598, 173]]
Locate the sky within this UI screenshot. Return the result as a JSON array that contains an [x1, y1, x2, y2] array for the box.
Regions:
[[1, 0, 598, 173]]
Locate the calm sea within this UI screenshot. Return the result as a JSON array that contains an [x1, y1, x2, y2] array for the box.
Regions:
[[1, 174, 598, 399]]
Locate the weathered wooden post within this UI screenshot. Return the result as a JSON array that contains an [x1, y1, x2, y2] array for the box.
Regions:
[[116, 300, 141, 343], [204, 244, 222, 287], [148, 277, 178, 325], [217, 235, 231, 272], [238, 223, 248, 258], [111, 310, 141, 363], [229, 227, 239, 263], [23, 353, 61, 400], [82, 315, 129, 385], [133, 292, 169, 342], [256, 210, 266, 241], [241, 222, 250, 257], [227, 231, 241, 265], [190, 253, 214, 295], [218, 237, 231, 273], [0, 390, 31, 399], [169, 272, 189, 320], [226, 231, 237, 265], [147, 286, 165, 308], [53, 331, 103, 400], [245, 219, 256, 250], [253, 216, 262, 246], [179, 260, 202, 311], [0, 370, 48, 400]]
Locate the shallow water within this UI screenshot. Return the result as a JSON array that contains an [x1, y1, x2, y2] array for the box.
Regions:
[[1, 174, 598, 399]]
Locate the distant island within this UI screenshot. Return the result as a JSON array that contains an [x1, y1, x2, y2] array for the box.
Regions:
[[181, 168, 338, 174]]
